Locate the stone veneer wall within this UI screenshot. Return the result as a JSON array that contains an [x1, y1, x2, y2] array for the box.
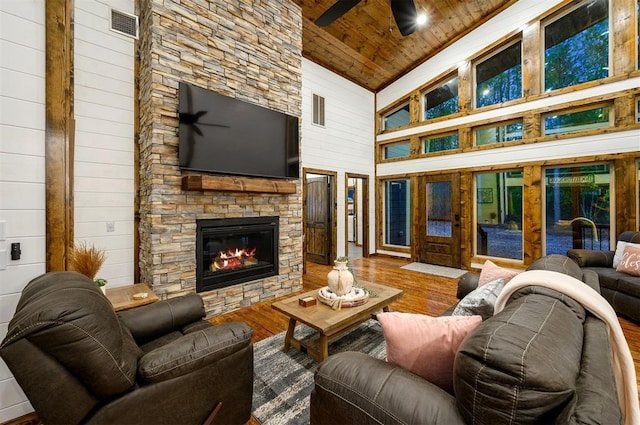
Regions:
[[138, 0, 303, 316]]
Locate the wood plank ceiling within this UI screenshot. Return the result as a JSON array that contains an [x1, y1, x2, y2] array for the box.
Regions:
[[293, 0, 517, 92]]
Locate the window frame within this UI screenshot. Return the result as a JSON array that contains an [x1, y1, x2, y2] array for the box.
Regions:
[[381, 140, 411, 161], [421, 73, 460, 121], [421, 131, 460, 154], [473, 169, 524, 261], [473, 37, 523, 109], [312, 93, 325, 127], [542, 103, 613, 136], [542, 162, 614, 256], [541, 0, 611, 93], [382, 101, 411, 131], [382, 178, 412, 249], [473, 118, 524, 147]]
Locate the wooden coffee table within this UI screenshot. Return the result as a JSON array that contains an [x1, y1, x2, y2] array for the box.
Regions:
[[271, 280, 403, 362]]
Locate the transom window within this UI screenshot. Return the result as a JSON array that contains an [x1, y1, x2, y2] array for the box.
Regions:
[[423, 76, 459, 120], [383, 103, 410, 130], [382, 141, 411, 159], [475, 40, 522, 108], [422, 132, 459, 153], [543, 105, 611, 135], [475, 120, 523, 146], [544, 0, 609, 91]]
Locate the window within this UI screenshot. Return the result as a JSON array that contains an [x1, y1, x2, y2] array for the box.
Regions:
[[383, 103, 410, 130], [383, 179, 411, 247], [476, 171, 523, 260], [426, 181, 452, 237], [543, 105, 611, 135], [383, 141, 410, 159], [423, 76, 459, 120], [638, 161, 640, 230], [475, 41, 522, 108], [475, 120, 523, 146], [312, 93, 325, 126], [423, 132, 459, 153], [544, 0, 609, 91], [544, 164, 611, 255]]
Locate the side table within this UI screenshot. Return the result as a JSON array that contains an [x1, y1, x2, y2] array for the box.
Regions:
[[105, 283, 159, 311]]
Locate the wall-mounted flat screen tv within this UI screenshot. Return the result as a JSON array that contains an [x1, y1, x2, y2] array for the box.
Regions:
[[178, 82, 299, 179]]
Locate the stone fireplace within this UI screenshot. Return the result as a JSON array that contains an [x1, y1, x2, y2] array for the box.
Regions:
[[137, 0, 303, 316]]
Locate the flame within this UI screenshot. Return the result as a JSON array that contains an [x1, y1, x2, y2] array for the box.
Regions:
[[211, 247, 258, 271]]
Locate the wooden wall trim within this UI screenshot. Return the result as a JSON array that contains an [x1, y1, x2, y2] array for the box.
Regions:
[[133, 0, 141, 283], [45, 0, 74, 272]]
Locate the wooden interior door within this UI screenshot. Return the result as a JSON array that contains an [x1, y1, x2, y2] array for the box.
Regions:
[[418, 174, 461, 268], [305, 176, 332, 264]]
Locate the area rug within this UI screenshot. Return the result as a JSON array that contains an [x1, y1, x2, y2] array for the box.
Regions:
[[401, 262, 466, 278], [252, 319, 386, 425]]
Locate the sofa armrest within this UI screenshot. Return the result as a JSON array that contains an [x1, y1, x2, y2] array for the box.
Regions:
[[566, 249, 614, 268], [118, 293, 205, 343], [310, 352, 464, 425], [456, 272, 480, 300], [138, 322, 252, 383]]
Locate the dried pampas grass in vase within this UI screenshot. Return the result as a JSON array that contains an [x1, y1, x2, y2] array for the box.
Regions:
[[69, 242, 107, 291]]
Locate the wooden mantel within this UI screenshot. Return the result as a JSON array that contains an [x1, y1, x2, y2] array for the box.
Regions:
[[181, 175, 297, 194]]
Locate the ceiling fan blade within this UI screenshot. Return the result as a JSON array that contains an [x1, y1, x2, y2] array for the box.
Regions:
[[390, 0, 417, 36], [315, 0, 362, 27]]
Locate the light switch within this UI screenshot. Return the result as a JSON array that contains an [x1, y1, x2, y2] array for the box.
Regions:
[[0, 221, 5, 241]]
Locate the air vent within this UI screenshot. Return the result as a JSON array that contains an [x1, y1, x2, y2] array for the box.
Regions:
[[110, 8, 138, 39]]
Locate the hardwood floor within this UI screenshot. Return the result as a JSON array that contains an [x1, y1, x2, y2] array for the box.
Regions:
[[7, 256, 640, 425], [210, 255, 640, 411]]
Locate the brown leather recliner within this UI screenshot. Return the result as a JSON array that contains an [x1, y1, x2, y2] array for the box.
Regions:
[[0, 271, 254, 425]]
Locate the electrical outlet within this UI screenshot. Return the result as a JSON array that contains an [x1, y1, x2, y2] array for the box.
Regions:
[[106, 222, 115, 232]]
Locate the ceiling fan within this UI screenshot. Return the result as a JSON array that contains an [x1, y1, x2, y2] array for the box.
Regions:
[[315, 0, 418, 37]]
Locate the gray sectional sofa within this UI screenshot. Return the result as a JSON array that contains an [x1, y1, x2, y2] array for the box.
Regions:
[[310, 255, 623, 424], [567, 230, 640, 323]]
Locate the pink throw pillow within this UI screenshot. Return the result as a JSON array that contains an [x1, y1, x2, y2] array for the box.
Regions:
[[478, 260, 519, 287], [616, 245, 640, 276], [377, 312, 482, 394]]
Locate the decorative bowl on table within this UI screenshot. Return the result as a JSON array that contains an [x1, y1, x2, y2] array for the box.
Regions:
[[317, 286, 369, 309]]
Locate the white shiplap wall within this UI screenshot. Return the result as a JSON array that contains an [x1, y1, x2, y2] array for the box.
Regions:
[[301, 58, 376, 257], [0, 0, 136, 421], [0, 1, 46, 421], [74, 0, 135, 287]]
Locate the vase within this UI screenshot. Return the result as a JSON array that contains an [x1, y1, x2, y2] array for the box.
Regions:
[[327, 260, 354, 296]]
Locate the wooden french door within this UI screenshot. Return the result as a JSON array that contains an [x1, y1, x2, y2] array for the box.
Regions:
[[305, 174, 333, 265], [418, 173, 461, 268]]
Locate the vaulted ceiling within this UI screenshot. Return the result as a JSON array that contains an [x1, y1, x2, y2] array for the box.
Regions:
[[293, 0, 517, 91]]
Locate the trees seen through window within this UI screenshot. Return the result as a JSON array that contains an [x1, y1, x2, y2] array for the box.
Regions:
[[544, 0, 609, 91]]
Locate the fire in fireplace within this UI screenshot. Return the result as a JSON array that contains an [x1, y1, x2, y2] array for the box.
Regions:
[[196, 216, 279, 292]]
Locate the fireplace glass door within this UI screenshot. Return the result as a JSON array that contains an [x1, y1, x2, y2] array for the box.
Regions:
[[196, 217, 278, 292]]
